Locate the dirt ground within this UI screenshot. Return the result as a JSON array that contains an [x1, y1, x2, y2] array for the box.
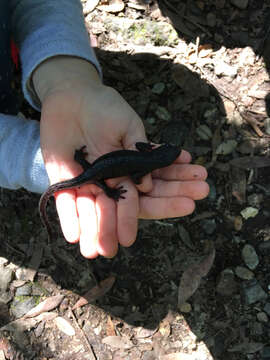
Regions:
[[0, 0, 270, 359]]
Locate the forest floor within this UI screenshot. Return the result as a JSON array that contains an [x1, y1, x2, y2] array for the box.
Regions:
[[0, 0, 270, 359]]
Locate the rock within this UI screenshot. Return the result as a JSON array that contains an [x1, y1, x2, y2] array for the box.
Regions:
[[230, 0, 249, 10], [207, 179, 217, 202], [152, 82, 165, 94], [201, 219, 216, 235], [11, 297, 37, 318], [235, 266, 254, 280], [263, 303, 270, 316], [196, 124, 213, 140], [15, 284, 32, 296], [179, 302, 192, 313], [206, 12, 216, 27], [0, 267, 13, 292], [215, 61, 237, 77], [262, 347, 270, 359], [216, 269, 238, 296], [155, 106, 171, 121], [247, 194, 263, 207], [216, 140, 237, 155], [241, 244, 259, 270], [240, 207, 259, 220], [257, 312, 268, 323], [0, 258, 8, 267], [241, 279, 267, 305]]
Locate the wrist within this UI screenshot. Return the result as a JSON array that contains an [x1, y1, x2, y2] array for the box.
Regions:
[[32, 56, 102, 103]]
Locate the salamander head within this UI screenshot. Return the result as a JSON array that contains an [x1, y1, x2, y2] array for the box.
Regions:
[[155, 143, 182, 160]]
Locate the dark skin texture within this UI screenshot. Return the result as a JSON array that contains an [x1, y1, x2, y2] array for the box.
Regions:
[[39, 142, 182, 241]]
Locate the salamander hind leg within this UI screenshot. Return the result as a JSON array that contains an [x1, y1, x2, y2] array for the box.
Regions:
[[94, 180, 127, 201], [105, 186, 127, 201]]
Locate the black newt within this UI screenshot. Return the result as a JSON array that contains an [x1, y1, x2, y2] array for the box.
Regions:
[[39, 142, 182, 241]]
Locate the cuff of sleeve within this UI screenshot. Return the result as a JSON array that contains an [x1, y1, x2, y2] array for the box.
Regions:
[[20, 26, 102, 110], [0, 114, 49, 193]]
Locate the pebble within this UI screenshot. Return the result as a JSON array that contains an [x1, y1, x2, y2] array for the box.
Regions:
[[234, 216, 243, 231], [230, 0, 249, 10], [241, 244, 259, 270], [15, 284, 32, 296], [11, 297, 37, 318], [206, 178, 217, 202], [216, 269, 238, 296], [179, 302, 192, 313], [216, 139, 237, 155], [263, 303, 270, 316], [247, 193, 263, 207], [54, 317, 75, 336], [235, 266, 254, 280], [0, 267, 13, 292], [152, 82, 165, 94], [256, 312, 268, 323], [240, 207, 259, 219], [215, 61, 237, 77], [206, 12, 216, 27], [201, 219, 216, 235], [241, 279, 267, 305], [196, 124, 213, 140], [0, 257, 8, 267], [262, 347, 270, 359], [155, 106, 171, 121]]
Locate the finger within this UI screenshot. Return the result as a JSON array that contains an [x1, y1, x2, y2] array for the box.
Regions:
[[55, 190, 80, 243], [139, 196, 196, 219], [153, 164, 208, 181], [76, 191, 99, 259], [107, 174, 153, 194], [148, 179, 209, 199], [95, 193, 118, 258], [117, 181, 139, 247], [175, 149, 192, 163]]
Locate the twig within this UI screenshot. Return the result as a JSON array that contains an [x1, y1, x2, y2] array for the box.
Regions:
[[70, 309, 97, 360]]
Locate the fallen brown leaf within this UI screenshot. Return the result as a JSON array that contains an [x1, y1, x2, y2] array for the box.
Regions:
[[23, 294, 64, 318], [178, 249, 215, 306], [106, 316, 116, 336], [72, 275, 115, 310]]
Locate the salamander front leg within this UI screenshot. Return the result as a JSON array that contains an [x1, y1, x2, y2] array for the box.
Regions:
[[74, 145, 92, 171]]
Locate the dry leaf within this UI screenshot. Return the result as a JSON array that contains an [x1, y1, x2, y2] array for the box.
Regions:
[[24, 294, 64, 318], [21, 245, 43, 282], [106, 316, 116, 336], [178, 249, 215, 305], [1, 317, 39, 332], [230, 156, 270, 169], [102, 335, 133, 349], [72, 275, 115, 310], [198, 44, 213, 58], [0, 312, 58, 332], [98, 0, 125, 13], [54, 317, 75, 336]]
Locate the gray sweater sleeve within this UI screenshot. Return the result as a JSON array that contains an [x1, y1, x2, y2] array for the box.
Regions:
[[0, 0, 101, 193]]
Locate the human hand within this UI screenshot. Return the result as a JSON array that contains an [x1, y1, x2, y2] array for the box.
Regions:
[[33, 57, 209, 258]]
